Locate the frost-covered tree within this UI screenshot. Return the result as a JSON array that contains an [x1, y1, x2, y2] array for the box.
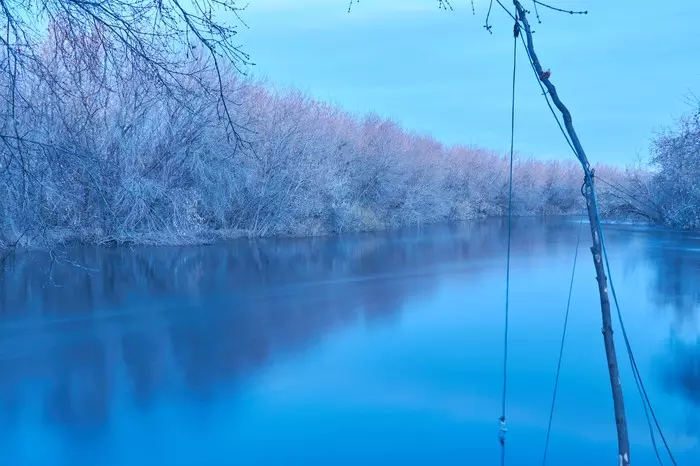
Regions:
[[649, 103, 700, 229]]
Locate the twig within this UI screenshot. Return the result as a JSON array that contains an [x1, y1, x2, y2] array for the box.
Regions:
[[533, 0, 587, 16], [532, 0, 541, 23], [485, 0, 494, 33]]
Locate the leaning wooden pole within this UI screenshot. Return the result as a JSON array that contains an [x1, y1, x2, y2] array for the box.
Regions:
[[513, 2, 631, 465]]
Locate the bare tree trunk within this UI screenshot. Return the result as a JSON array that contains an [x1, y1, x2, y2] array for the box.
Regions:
[[585, 182, 630, 466], [514, 2, 631, 464]]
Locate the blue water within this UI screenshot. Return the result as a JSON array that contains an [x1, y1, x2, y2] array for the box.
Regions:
[[0, 217, 698, 465]]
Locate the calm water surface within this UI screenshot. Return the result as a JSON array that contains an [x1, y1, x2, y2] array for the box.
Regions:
[[0, 217, 698, 465]]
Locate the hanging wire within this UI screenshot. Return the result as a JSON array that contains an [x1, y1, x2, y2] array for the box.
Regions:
[[542, 209, 585, 465], [500, 17, 520, 466]]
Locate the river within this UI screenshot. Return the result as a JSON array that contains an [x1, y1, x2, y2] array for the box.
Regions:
[[0, 217, 698, 465]]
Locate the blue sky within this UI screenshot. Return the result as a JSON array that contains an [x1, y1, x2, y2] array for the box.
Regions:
[[237, 0, 699, 166]]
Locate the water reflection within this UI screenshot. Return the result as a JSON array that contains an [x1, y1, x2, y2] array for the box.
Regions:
[[658, 334, 700, 443], [663, 338, 700, 405], [0, 217, 698, 464], [631, 228, 700, 422], [0, 218, 576, 428], [640, 229, 700, 323]]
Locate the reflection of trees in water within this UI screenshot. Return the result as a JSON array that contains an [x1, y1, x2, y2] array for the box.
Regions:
[[663, 338, 700, 406], [660, 336, 700, 436], [631, 228, 700, 432], [640, 230, 700, 323], [0, 217, 581, 431], [43, 330, 111, 433]]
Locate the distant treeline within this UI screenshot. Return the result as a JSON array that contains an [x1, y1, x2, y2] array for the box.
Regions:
[[0, 28, 696, 250]]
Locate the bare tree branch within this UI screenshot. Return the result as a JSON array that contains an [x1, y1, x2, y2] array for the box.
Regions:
[[1, 0, 252, 147]]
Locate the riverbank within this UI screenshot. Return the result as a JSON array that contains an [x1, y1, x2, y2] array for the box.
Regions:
[[0, 211, 664, 255]]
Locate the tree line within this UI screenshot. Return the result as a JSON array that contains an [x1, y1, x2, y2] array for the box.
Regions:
[[1, 18, 696, 250]]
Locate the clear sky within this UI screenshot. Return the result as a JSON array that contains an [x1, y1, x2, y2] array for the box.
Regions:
[[237, 0, 699, 166]]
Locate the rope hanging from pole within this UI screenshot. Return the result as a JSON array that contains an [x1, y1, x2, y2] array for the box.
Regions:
[[542, 209, 585, 465], [500, 17, 519, 466]]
